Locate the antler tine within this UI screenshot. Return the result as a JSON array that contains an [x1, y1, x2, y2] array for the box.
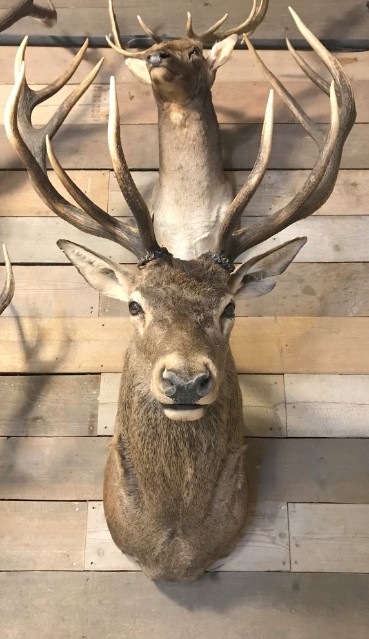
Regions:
[[286, 38, 330, 97], [5, 46, 147, 259], [108, 76, 163, 258], [0, 245, 15, 315], [244, 35, 322, 144], [186, 11, 229, 43], [106, 0, 158, 59], [13, 38, 97, 169], [187, 0, 268, 45], [219, 9, 355, 262], [137, 14, 162, 44], [215, 90, 274, 259], [15, 37, 90, 103], [0, 0, 57, 32]]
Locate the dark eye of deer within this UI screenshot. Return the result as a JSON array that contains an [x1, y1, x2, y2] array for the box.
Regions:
[[190, 47, 201, 58], [129, 301, 143, 317], [222, 302, 235, 320]]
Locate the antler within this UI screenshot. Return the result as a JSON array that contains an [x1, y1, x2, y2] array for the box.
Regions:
[[186, 0, 269, 45], [0, 0, 56, 31], [0, 245, 15, 315], [106, 0, 162, 59], [106, 0, 269, 56], [212, 7, 356, 266], [5, 38, 167, 264]]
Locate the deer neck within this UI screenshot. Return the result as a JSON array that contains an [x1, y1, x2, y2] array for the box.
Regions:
[[113, 345, 243, 510], [152, 91, 232, 259]]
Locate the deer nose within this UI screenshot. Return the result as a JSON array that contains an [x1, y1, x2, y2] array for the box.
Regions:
[[161, 368, 213, 403], [146, 51, 170, 67]]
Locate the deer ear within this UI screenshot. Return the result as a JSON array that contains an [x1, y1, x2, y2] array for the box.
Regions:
[[125, 58, 152, 84], [57, 240, 136, 301], [206, 34, 237, 71], [229, 237, 307, 297]]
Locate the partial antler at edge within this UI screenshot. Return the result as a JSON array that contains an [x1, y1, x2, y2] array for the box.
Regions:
[[0, 0, 57, 32], [0, 245, 15, 315]]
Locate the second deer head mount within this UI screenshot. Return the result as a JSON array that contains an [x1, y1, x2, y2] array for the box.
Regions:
[[106, 0, 270, 258]]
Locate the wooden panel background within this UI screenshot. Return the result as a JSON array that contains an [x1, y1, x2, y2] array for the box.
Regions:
[[0, 0, 369, 636]]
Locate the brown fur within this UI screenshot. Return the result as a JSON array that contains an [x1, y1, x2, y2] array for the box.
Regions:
[[128, 39, 234, 258], [103, 257, 247, 581]]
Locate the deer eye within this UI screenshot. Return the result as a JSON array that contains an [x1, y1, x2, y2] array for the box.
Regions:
[[221, 302, 235, 320], [190, 47, 202, 58], [129, 301, 144, 317]]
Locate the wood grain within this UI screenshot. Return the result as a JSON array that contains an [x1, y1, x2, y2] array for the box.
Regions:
[[2, 316, 369, 374], [289, 503, 369, 573], [0, 501, 87, 570], [0, 436, 106, 499], [85, 501, 290, 572], [0, 266, 98, 317], [248, 439, 369, 504], [97, 373, 286, 436], [1, 571, 369, 639], [286, 374, 369, 437], [0, 170, 109, 216], [0, 374, 99, 436]]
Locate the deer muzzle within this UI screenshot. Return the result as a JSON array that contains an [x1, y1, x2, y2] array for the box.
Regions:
[[151, 356, 218, 421]]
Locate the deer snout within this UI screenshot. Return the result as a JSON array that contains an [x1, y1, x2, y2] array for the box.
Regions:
[[147, 51, 171, 67], [161, 368, 213, 404]]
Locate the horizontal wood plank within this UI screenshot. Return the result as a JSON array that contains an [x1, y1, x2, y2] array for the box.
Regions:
[[1, 123, 369, 170], [1, 571, 369, 639], [108, 170, 369, 217], [0, 374, 99, 436], [0, 170, 109, 216], [248, 439, 369, 504], [2, 216, 369, 264], [0, 437, 105, 498], [1, 316, 369, 374], [0, 46, 367, 85], [0, 266, 98, 317], [289, 503, 369, 573], [0, 500, 87, 570], [1, 80, 368, 125], [98, 373, 286, 436], [1, 436, 368, 504], [85, 501, 290, 572], [1, 1, 368, 39], [286, 374, 369, 437]]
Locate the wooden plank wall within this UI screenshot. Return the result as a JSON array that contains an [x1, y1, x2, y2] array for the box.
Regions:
[[1, 1, 369, 638]]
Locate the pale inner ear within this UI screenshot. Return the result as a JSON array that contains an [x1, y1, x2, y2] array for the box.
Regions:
[[206, 34, 237, 71], [229, 237, 307, 298], [125, 58, 152, 84], [57, 240, 136, 301]]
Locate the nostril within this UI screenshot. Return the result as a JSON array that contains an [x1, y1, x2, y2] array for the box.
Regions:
[[147, 51, 170, 65], [195, 371, 213, 399], [161, 368, 178, 397]]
